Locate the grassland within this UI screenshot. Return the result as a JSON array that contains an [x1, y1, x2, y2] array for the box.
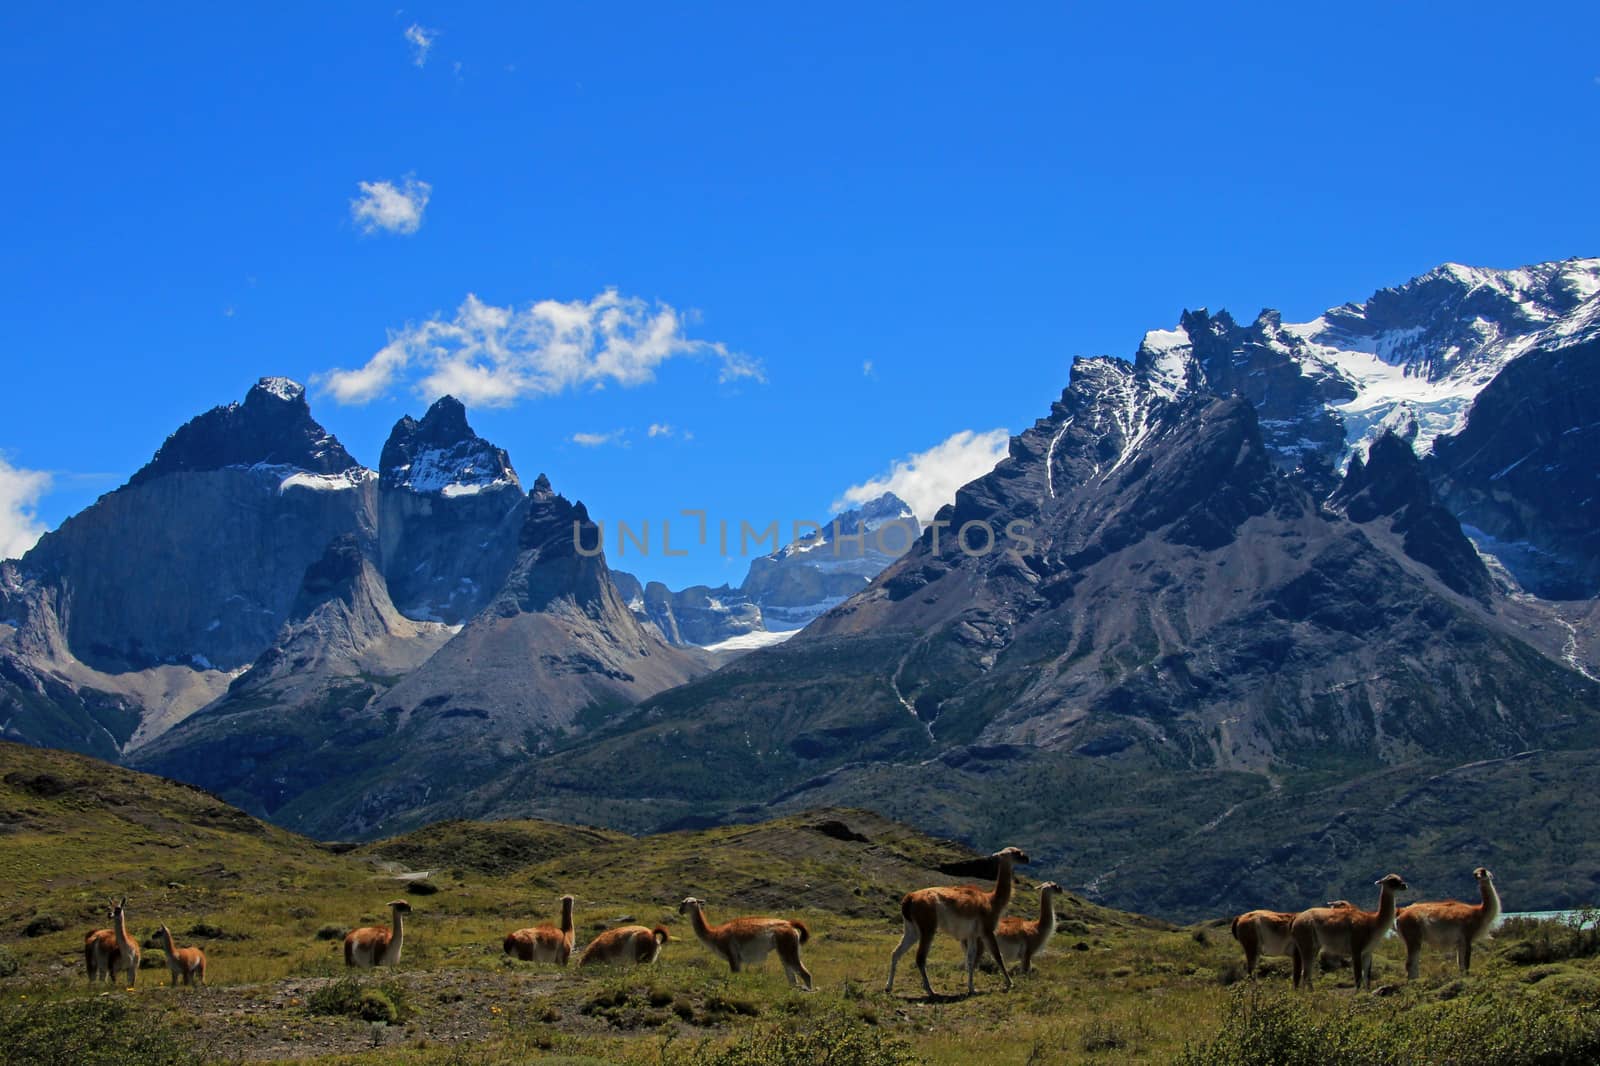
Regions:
[[3, 741, 1599, 1065]]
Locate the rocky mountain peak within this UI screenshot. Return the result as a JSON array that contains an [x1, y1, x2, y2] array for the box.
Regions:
[[129, 377, 361, 487], [1328, 431, 1492, 601], [379, 396, 518, 495]]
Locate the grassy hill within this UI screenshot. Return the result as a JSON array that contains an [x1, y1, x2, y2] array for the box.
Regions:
[[2, 741, 1600, 1065]]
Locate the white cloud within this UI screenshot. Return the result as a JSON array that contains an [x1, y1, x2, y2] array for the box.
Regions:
[[350, 176, 431, 236], [0, 458, 51, 561], [404, 23, 435, 67], [571, 430, 627, 448], [647, 423, 673, 438], [834, 428, 1010, 523], [862, 360, 875, 377], [318, 289, 762, 406]]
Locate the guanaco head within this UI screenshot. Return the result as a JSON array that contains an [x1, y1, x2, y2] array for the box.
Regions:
[[1473, 867, 1494, 884], [157, 924, 174, 949], [387, 900, 412, 914], [1375, 873, 1409, 892], [560, 894, 575, 909], [110, 897, 127, 922], [1326, 900, 1354, 908], [677, 896, 705, 916], [995, 846, 1031, 865], [1039, 881, 1063, 895]]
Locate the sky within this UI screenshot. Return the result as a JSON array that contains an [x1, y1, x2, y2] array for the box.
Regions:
[[2, 2, 1598, 586]]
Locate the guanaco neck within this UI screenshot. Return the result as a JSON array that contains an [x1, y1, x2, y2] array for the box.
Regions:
[[991, 856, 1016, 913], [686, 903, 716, 943], [158, 929, 176, 956], [113, 908, 132, 952], [560, 898, 574, 936], [1478, 878, 1501, 927], [1374, 883, 1399, 932], [1037, 888, 1058, 936], [390, 906, 405, 958]]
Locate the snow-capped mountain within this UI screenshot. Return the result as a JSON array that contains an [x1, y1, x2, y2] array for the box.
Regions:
[[1138, 257, 1600, 490], [613, 492, 922, 649]]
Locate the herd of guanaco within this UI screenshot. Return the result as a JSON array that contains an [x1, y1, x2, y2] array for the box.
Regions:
[[83, 855, 1503, 997], [1230, 866, 1502, 991]]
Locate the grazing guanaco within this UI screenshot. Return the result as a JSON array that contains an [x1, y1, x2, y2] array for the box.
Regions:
[[344, 900, 411, 968], [84, 898, 141, 986], [503, 895, 576, 966], [970, 881, 1061, 974], [1396, 866, 1501, 979], [577, 924, 670, 967], [155, 925, 207, 987], [1230, 901, 1355, 978], [678, 896, 814, 990], [886, 845, 1030, 997], [1290, 874, 1408, 991]]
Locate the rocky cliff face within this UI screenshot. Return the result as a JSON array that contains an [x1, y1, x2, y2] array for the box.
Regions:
[[377, 396, 526, 623], [132, 475, 709, 838], [1426, 333, 1600, 598]]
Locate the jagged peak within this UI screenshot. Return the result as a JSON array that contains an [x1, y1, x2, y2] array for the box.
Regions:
[[128, 378, 361, 488], [252, 376, 305, 403], [380, 394, 519, 495]]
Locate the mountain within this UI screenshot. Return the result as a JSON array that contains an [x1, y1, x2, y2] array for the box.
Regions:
[[0, 378, 378, 754], [612, 492, 921, 648], [1158, 258, 1600, 598], [2, 381, 707, 827], [441, 261, 1600, 917], [377, 396, 527, 623], [132, 474, 709, 838]]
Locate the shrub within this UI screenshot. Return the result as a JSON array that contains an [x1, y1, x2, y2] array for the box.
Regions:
[[22, 915, 65, 938], [0, 945, 17, 978], [307, 977, 409, 1024], [684, 1011, 924, 1066], [314, 924, 346, 941], [405, 879, 440, 896], [1499, 911, 1600, 966], [1179, 984, 1600, 1066], [0, 998, 206, 1066]]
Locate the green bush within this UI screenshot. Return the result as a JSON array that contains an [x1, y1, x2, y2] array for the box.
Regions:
[[1179, 984, 1600, 1066], [306, 977, 409, 1024], [0, 945, 18, 978], [314, 924, 346, 941], [0, 998, 205, 1066], [1499, 912, 1600, 966], [683, 1011, 924, 1066]]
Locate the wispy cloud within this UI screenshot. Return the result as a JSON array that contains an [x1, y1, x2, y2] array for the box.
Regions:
[[862, 360, 876, 378], [571, 430, 627, 448], [834, 428, 1010, 523], [350, 176, 431, 236], [318, 289, 762, 406], [647, 423, 673, 438], [404, 23, 436, 67], [0, 457, 51, 561]]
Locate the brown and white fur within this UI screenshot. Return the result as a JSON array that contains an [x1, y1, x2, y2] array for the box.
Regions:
[[1396, 867, 1500, 979], [1230, 901, 1354, 978], [344, 900, 411, 968], [84, 898, 140, 985], [577, 924, 670, 967], [679, 896, 814, 990], [1291, 874, 1408, 991], [971, 881, 1060, 974], [503, 895, 576, 966], [886, 845, 1030, 997], [155, 925, 207, 986]]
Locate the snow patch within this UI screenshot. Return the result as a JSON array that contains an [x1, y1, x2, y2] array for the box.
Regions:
[[699, 629, 798, 653]]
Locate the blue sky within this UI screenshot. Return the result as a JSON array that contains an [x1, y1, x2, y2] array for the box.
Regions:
[[3, 2, 1598, 587]]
